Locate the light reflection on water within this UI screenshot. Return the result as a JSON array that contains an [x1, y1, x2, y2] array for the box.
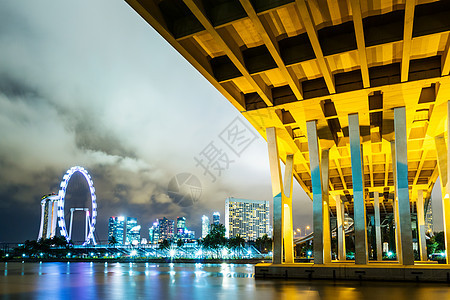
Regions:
[[0, 262, 449, 299]]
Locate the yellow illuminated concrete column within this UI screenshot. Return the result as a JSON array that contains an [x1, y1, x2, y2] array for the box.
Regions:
[[283, 154, 294, 264], [435, 132, 449, 264], [416, 190, 427, 261], [445, 100, 450, 264], [438, 100, 450, 264], [335, 195, 346, 261], [394, 106, 414, 265], [349, 113, 368, 264], [321, 149, 332, 263], [307, 120, 332, 264], [266, 127, 295, 264], [374, 192, 383, 261], [390, 141, 402, 259], [266, 127, 283, 264]]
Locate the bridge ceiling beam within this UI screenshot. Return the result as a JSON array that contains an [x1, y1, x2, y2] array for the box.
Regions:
[[295, 0, 336, 95], [183, 0, 274, 107]]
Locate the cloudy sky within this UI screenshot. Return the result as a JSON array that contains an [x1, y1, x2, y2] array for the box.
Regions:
[[0, 1, 315, 243]]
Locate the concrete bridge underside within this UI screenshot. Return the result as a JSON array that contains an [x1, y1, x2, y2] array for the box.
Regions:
[[126, 0, 450, 277]]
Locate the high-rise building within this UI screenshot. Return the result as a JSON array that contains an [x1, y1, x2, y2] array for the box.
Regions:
[[108, 216, 125, 245], [202, 215, 210, 238], [38, 194, 59, 240], [176, 217, 186, 238], [225, 197, 269, 241], [148, 221, 160, 244], [425, 196, 433, 233], [159, 217, 175, 241], [125, 217, 140, 245], [213, 212, 220, 225]]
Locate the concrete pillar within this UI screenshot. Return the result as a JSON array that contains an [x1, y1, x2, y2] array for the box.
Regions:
[[306, 120, 325, 264], [394, 107, 414, 265], [335, 195, 346, 260], [321, 149, 332, 263], [437, 101, 450, 264], [374, 192, 383, 261], [266, 127, 283, 264], [283, 154, 294, 263], [348, 113, 368, 264], [391, 140, 402, 259], [416, 190, 427, 261], [445, 101, 450, 264]]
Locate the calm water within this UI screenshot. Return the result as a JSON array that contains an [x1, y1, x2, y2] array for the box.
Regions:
[[0, 262, 449, 299]]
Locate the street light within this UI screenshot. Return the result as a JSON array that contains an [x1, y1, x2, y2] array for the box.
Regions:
[[306, 226, 310, 235]]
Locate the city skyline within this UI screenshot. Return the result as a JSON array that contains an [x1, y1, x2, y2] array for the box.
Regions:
[[0, 0, 445, 244], [0, 0, 314, 243]]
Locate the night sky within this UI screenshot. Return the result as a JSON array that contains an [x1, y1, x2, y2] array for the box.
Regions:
[[0, 1, 443, 244], [0, 1, 314, 243]]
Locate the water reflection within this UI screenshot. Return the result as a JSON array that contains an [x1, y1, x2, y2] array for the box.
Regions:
[[0, 262, 449, 299]]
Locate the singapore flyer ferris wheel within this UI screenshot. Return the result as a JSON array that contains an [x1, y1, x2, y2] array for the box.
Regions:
[[57, 166, 97, 245]]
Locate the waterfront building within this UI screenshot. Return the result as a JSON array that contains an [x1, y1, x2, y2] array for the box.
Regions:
[[159, 217, 175, 241], [213, 212, 220, 225], [107, 216, 125, 245], [148, 221, 160, 244], [185, 230, 195, 240], [38, 194, 59, 240], [425, 197, 434, 234], [201, 215, 210, 238], [125, 217, 140, 245], [225, 197, 269, 241], [176, 216, 186, 238]]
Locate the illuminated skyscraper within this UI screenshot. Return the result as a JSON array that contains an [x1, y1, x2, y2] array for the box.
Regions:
[[108, 216, 125, 245], [125, 217, 140, 245], [425, 197, 433, 233], [176, 217, 186, 238], [38, 194, 59, 240], [159, 217, 175, 241], [202, 215, 210, 238], [225, 197, 269, 241], [148, 221, 159, 244], [213, 212, 220, 225]]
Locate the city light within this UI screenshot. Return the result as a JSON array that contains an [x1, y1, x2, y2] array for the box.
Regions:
[[130, 250, 137, 257], [169, 249, 176, 258], [222, 248, 228, 257]]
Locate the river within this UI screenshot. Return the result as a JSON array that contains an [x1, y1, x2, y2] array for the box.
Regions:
[[0, 262, 448, 299]]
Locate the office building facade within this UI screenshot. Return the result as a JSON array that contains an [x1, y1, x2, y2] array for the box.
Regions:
[[225, 197, 269, 241], [108, 216, 125, 245], [125, 217, 140, 245], [213, 212, 220, 225], [201, 215, 210, 238]]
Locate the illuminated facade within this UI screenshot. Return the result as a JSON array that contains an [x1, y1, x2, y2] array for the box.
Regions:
[[38, 194, 59, 240], [225, 197, 269, 241], [108, 216, 125, 245], [127, 0, 450, 272], [201, 215, 210, 238], [125, 217, 140, 245], [148, 221, 159, 244], [425, 197, 434, 233], [176, 216, 186, 238], [213, 212, 220, 225], [158, 217, 175, 241]]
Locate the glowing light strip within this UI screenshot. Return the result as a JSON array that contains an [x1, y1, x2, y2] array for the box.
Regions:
[[57, 166, 97, 245]]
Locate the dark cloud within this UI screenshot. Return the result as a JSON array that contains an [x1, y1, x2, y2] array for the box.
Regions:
[[0, 0, 315, 244]]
